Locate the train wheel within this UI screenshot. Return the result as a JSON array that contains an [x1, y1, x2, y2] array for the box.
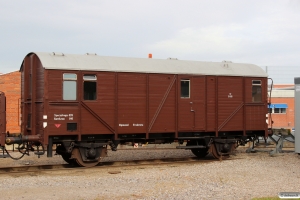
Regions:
[[209, 143, 230, 160], [61, 153, 78, 165], [56, 145, 77, 165], [191, 148, 209, 158], [187, 140, 209, 158], [72, 148, 100, 167]]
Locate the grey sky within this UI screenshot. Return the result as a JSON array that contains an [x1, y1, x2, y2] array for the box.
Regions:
[[1, 0, 299, 83]]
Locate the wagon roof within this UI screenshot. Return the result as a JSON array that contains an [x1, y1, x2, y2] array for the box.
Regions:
[[23, 52, 268, 77]]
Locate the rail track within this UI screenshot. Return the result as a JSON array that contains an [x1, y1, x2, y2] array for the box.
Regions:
[[0, 155, 236, 175]]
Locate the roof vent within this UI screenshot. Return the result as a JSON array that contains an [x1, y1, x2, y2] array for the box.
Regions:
[[222, 60, 232, 63], [167, 58, 178, 60], [86, 53, 97, 55], [52, 52, 64, 56]]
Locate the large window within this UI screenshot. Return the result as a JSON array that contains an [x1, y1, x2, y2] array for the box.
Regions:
[[181, 79, 190, 98], [63, 73, 77, 100], [252, 80, 262, 102], [83, 74, 97, 100]]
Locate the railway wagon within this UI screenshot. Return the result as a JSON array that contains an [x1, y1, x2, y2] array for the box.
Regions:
[[1, 52, 269, 167]]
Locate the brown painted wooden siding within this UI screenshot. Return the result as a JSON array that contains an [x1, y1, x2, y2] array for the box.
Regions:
[[81, 72, 116, 134], [35, 57, 44, 136], [148, 74, 176, 133], [206, 76, 216, 131], [217, 77, 244, 131], [244, 77, 268, 130], [178, 76, 206, 131], [117, 73, 147, 134]]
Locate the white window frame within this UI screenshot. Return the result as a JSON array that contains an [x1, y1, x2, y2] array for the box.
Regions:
[[181, 79, 190, 98]]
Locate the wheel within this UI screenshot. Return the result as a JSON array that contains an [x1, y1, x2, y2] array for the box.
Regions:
[[191, 148, 209, 158], [187, 140, 209, 158], [56, 145, 77, 165], [209, 143, 231, 160], [61, 153, 78, 165], [72, 148, 100, 167]]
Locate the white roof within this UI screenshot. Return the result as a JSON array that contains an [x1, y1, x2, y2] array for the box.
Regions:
[[24, 52, 268, 77]]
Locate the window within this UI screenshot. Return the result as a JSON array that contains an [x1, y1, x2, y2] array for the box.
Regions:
[[252, 80, 262, 102], [269, 108, 286, 114], [83, 75, 97, 100], [268, 104, 287, 114], [274, 108, 286, 113], [63, 73, 77, 100], [181, 79, 190, 98]]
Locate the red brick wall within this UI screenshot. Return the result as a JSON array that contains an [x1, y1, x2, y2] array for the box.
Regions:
[[0, 71, 21, 133], [273, 84, 294, 89], [269, 97, 294, 130]]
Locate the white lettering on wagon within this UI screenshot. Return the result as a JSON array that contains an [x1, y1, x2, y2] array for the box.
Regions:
[[54, 114, 74, 121], [133, 124, 143, 126], [119, 124, 129, 127]]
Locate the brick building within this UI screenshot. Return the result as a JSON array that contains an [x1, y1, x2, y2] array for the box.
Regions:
[[268, 84, 294, 131], [0, 71, 21, 133]]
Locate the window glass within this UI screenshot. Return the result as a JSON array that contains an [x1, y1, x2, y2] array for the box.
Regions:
[[83, 75, 97, 100], [63, 73, 77, 80], [63, 81, 77, 100], [274, 108, 286, 114], [269, 108, 286, 114], [252, 80, 262, 102], [181, 79, 190, 98], [63, 73, 77, 100]]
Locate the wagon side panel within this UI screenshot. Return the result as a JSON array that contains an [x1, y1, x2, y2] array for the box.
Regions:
[[80, 72, 116, 134], [206, 76, 216, 132], [178, 76, 206, 131], [217, 76, 244, 131], [244, 77, 268, 134], [46, 70, 80, 137], [148, 74, 176, 134], [117, 73, 147, 134]]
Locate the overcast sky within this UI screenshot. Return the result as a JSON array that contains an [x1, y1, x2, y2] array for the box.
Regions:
[[1, 0, 299, 83]]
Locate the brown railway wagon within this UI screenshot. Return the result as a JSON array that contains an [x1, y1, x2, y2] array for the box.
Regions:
[[1, 52, 270, 167]]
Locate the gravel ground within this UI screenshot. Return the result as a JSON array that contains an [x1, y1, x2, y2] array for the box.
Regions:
[[0, 147, 299, 200]]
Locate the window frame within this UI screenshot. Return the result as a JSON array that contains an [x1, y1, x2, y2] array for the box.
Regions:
[[83, 74, 97, 101], [252, 80, 262, 103], [180, 79, 190, 98], [62, 73, 77, 101]]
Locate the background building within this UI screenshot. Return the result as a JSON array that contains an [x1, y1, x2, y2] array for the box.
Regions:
[[0, 71, 21, 133], [268, 84, 294, 131]]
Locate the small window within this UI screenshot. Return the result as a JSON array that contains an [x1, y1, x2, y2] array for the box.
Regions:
[[252, 80, 262, 102], [63, 73, 77, 100], [274, 108, 286, 114], [83, 75, 97, 100], [181, 79, 190, 98]]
